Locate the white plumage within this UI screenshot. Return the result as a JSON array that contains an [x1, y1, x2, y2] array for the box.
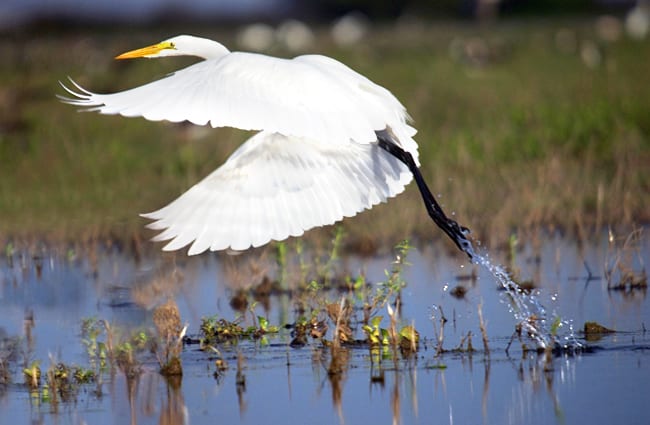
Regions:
[[59, 34, 422, 255]]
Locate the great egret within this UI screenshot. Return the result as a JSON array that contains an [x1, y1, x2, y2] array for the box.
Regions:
[[59, 35, 474, 259]]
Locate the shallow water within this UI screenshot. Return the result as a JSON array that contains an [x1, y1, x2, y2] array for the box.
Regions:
[[1, 231, 648, 425]]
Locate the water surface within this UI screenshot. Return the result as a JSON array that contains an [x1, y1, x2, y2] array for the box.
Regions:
[[0, 231, 648, 424]]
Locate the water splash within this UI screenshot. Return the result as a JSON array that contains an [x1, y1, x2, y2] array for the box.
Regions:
[[473, 251, 582, 352], [434, 217, 580, 352], [453, 231, 576, 351]]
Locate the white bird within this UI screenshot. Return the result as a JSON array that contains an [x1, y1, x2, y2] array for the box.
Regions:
[[59, 35, 474, 259]]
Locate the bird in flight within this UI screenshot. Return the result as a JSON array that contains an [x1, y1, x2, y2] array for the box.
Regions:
[[59, 35, 474, 259]]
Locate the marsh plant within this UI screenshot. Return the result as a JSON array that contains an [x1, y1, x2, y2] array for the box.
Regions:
[[295, 238, 420, 353], [44, 361, 95, 405], [199, 303, 279, 348], [20, 354, 96, 407], [80, 316, 155, 378], [359, 240, 412, 329], [23, 360, 41, 389], [605, 227, 647, 293], [327, 297, 354, 348], [152, 299, 186, 376], [0, 332, 20, 385], [81, 317, 109, 371], [276, 226, 347, 291]]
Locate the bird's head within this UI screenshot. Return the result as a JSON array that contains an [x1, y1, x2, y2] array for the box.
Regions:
[[115, 35, 229, 60]]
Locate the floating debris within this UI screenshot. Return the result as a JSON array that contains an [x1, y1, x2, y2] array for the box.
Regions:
[[583, 321, 615, 335], [449, 285, 468, 299]]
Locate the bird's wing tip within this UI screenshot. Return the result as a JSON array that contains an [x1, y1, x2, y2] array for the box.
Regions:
[[57, 77, 103, 109]]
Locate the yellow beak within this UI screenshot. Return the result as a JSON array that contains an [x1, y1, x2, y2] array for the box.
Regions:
[[115, 41, 174, 59]]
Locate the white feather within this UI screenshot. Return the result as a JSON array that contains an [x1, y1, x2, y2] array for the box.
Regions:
[[59, 35, 421, 253], [60, 51, 415, 150], [141, 131, 411, 254]]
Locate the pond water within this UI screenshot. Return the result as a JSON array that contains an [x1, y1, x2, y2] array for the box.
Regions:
[[0, 230, 648, 425]]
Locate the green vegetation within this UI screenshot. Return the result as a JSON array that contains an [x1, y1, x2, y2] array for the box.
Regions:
[[197, 237, 420, 355], [0, 21, 648, 252]]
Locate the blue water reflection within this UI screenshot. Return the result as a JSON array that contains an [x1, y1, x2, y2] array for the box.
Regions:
[[0, 230, 648, 424]]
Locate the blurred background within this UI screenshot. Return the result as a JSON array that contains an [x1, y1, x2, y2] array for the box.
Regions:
[[1, 0, 649, 28], [0, 0, 648, 254]]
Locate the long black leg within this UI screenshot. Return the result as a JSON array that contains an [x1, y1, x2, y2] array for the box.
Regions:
[[377, 132, 475, 261]]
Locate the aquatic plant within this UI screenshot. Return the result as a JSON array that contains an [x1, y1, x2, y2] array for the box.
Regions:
[[477, 301, 490, 354], [199, 310, 279, 346], [275, 240, 288, 288], [81, 318, 109, 370], [329, 297, 355, 348], [72, 366, 95, 384], [23, 360, 41, 388], [80, 316, 158, 378], [4, 242, 14, 268], [116, 342, 139, 377], [361, 240, 412, 326], [583, 321, 616, 342], [431, 305, 448, 356], [318, 226, 346, 284], [152, 299, 186, 376], [605, 227, 647, 292], [398, 324, 420, 354], [0, 332, 19, 385], [362, 315, 389, 346], [45, 362, 77, 404], [278, 226, 348, 290], [200, 316, 244, 343]]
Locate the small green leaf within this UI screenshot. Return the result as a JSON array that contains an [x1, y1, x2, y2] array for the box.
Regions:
[[371, 316, 383, 329], [380, 328, 390, 345], [258, 316, 269, 331], [399, 325, 419, 342], [550, 316, 562, 336]]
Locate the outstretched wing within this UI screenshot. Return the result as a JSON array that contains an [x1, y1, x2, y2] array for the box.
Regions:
[[59, 52, 417, 150], [142, 131, 412, 254]]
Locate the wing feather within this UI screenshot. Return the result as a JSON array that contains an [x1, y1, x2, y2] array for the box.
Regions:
[[59, 52, 417, 146], [59, 46, 422, 253], [142, 131, 412, 254]]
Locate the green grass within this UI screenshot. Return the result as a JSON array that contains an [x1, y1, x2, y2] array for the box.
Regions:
[[1, 20, 648, 252]]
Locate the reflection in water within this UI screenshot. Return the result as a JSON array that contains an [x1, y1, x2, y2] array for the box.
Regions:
[[327, 346, 349, 423], [0, 233, 648, 424], [112, 370, 189, 425], [159, 375, 187, 425], [367, 346, 421, 425], [23, 309, 35, 371], [505, 353, 574, 425], [125, 372, 138, 425], [391, 369, 401, 425], [482, 358, 490, 420], [390, 364, 420, 425], [236, 352, 247, 419]]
